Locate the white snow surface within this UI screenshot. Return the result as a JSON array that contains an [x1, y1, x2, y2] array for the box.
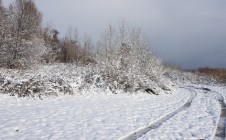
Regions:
[[0, 85, 224, 140], [138, 89, 220, 140]]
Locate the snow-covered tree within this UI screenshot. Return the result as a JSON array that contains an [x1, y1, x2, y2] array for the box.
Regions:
[[0, 1, 14, 67], [0, 0, 46, 68], [6, 0, 45, 68], [0, 2, 10, 46], [9, 0, 42, 41], [96, 24, 117, 75], [96, 22, 164, 91]]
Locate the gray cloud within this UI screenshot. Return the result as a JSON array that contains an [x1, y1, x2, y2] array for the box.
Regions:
[[3, 0, 226, 69]]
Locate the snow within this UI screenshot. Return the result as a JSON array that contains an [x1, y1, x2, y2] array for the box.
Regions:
[[0, 64, 226, 140], [137, 88, 220, 140], [0, 88, 186, 140], [0, 85, 225, 140]]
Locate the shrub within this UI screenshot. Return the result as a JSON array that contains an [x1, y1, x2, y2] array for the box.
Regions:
[[93, 22, 165, 93]]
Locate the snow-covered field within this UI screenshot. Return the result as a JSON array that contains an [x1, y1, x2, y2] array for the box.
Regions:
[[0, 64, 225, 140], [0, 85, 225, 140]]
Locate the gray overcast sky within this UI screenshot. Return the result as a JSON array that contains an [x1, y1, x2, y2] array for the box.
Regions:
[[3, 0, 226, 69]]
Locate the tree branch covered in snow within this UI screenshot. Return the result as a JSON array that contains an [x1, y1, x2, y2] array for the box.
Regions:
[[93, 22, 165, 93], [0, 0, 47, 68]]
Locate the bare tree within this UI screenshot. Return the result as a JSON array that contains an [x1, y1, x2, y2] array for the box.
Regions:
[[81, 34, 94, 64], [62, 27, 81, 63]]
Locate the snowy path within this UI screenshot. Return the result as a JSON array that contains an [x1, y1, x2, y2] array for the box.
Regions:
[[212, 90, 226, 140], [137, 88, 221, 140]]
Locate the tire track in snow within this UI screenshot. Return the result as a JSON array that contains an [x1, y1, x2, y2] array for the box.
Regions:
[[211, 91, 226, 140], [178, 85, 226, 140], [119, 88, 197, 140], [183, 85, 225, 140]]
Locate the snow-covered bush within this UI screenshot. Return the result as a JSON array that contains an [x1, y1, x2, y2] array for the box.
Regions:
[[93, 22, 165, 93], [0, 60, 169, 99], [0, 36, 48, 68], [0, 64, 78, 99], [1, 75, 73, 99]]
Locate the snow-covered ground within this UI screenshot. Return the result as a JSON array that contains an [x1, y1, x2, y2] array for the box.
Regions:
[[0, 64, 225, 140], [0, 85, 225, 140], [137, 88, 220, 140]]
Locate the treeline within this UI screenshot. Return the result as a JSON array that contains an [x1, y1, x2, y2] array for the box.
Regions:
[[0, 0, 94, 68], [1, 0, 166, 92]]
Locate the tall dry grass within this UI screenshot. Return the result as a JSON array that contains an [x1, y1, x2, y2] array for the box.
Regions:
[[197, 67, 226, 83]]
